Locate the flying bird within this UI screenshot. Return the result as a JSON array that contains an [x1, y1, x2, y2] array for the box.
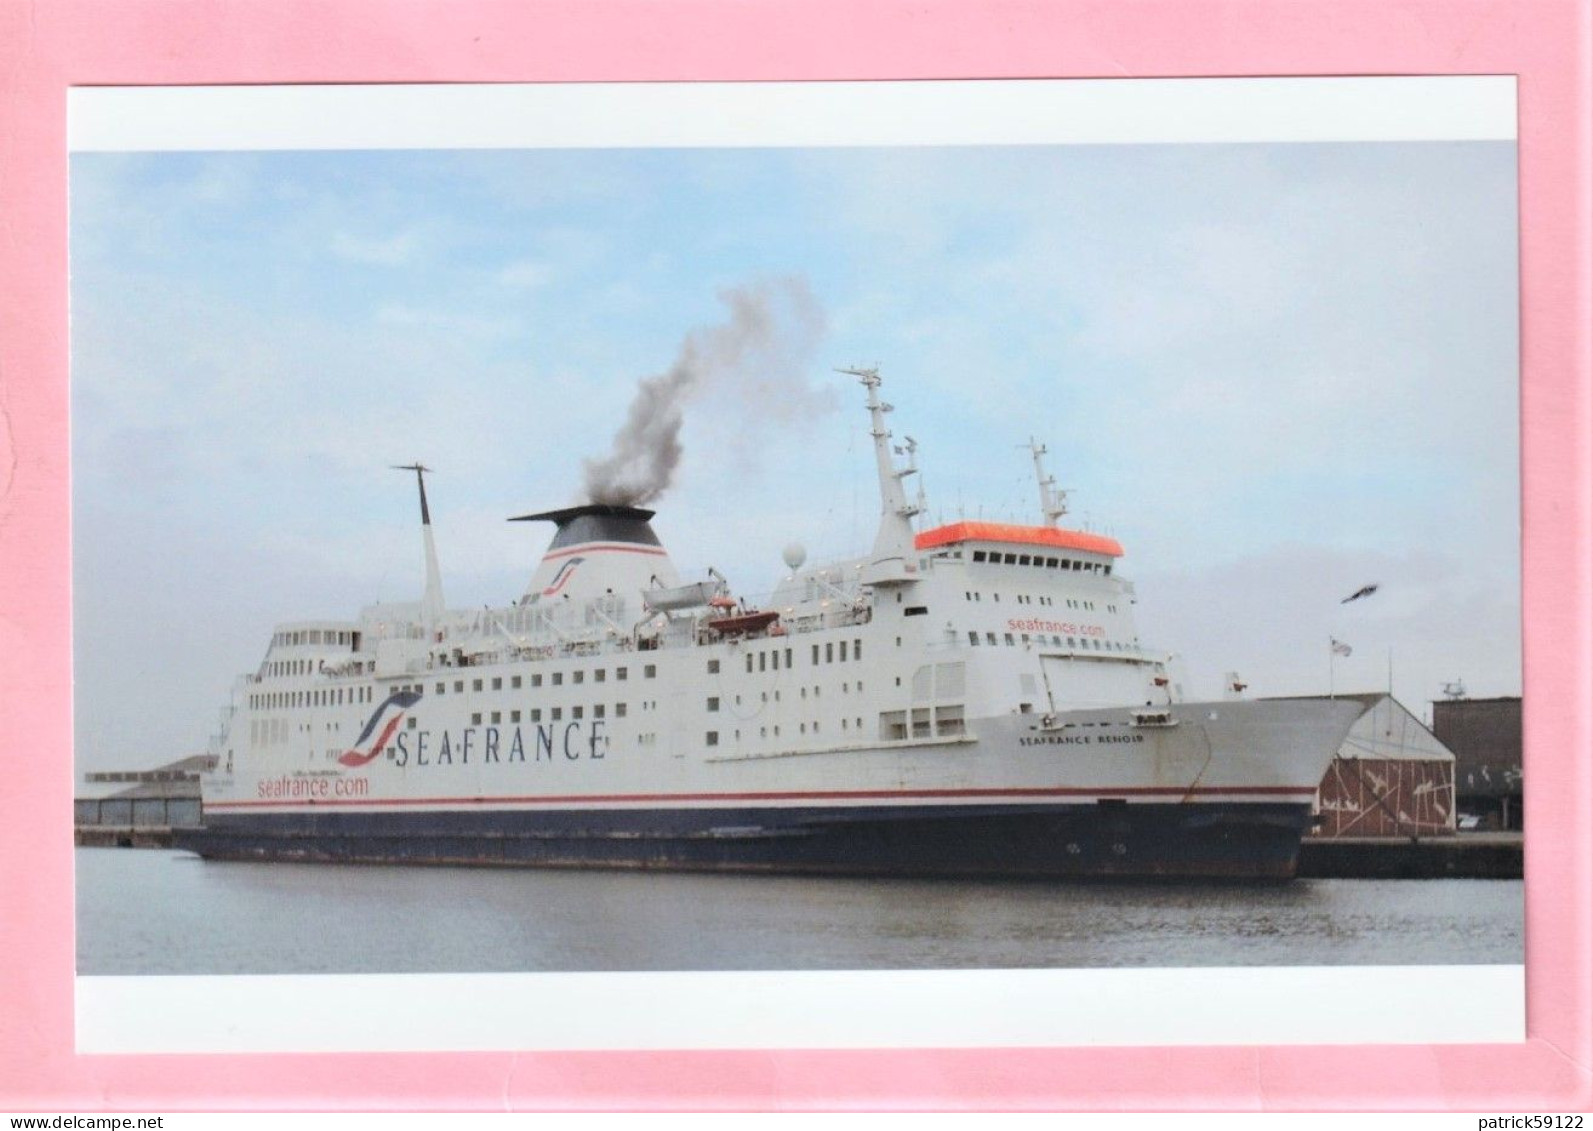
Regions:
[[1341, 584, 1380, 604]]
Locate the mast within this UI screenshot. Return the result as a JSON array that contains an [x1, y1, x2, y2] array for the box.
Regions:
[[393, 463, 446, 634], [839, 366, 922, 583], [1026, 438, 1069, 527]]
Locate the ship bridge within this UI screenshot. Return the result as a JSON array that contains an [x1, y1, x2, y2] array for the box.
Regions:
[[914, 521, 1124, 576]]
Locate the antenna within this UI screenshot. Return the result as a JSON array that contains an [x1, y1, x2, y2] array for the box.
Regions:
[[392, 462, 445, 633], [1021, 438, 1069, 526], [391, 463, 434, 526], [1441, 679, 1467, 700], [838, 365, 921, 582]]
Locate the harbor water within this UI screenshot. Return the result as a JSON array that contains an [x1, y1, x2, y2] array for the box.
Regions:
[[75, 847, 1522, 975]]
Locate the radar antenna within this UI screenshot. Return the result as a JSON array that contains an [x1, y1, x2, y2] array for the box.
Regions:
[[1441, 679, 1467, 700], [1022, 438, 1070, 527], [839, 365, 923, 583]]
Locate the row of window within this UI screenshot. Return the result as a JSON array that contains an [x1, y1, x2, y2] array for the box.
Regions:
[[709, 715, 873, 747], [251, 685, 375, 711], [962, 592, 1107, 612], [971, 550, 1111, 575], [704, 679, 865, 713], [264, 658, 322, 679], [433, 664, 653, 696], [720, 639, 866, 678], [463, 702, 632, 726], [967, 631, 1136, 653], [271, 629, 354, 648]]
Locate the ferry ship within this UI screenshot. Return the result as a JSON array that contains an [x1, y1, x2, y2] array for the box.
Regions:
[[175, 368, 1365, 879]]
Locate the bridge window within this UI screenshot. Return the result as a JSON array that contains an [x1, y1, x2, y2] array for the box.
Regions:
[[644, 664, 657, 678], [706, 731, 719, 747], [968, 631, 979, 645], [707, 660, 720, 674], [707, 697, 719, 712], [512, 676, 522, 689]]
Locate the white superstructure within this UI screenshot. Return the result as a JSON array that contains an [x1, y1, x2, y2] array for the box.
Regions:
[[184, 369, 1364, 880]]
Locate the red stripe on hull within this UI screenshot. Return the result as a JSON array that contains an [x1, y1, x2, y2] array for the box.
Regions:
[[207, 783, 1319, 811]]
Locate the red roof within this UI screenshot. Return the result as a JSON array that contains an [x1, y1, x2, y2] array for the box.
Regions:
[[914, 521, 1124, 558]]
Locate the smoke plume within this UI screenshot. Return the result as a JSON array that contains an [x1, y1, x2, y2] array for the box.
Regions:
[[581, 277, 829, 506]]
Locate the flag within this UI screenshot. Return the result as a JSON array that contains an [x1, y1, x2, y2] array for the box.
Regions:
[[1341, 583, 1379, 604], [1331, 638, 1352, 657]]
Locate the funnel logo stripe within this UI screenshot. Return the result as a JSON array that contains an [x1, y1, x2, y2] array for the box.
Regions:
[[339, 690, 422, 767], [542, 556, 585, 597]]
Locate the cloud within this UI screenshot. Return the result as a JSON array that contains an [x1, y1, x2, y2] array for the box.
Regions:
[[68, 143, 1522, 771], [497, 260, 554, 288], [374, 304, 517, 338], [330, 228, 421, 266]]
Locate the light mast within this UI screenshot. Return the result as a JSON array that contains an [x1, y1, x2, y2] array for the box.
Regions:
[[393, 463, 446, 634], [839, 366, 922, 583], [1026, 438, 1069, 527]]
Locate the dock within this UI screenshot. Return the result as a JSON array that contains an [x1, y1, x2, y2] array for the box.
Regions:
[[75, 826, 177, 849], [1298, 832, 1522, 879]]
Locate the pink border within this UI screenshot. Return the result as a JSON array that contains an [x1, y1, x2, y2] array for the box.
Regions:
[[2, 0, 1588, 1112]]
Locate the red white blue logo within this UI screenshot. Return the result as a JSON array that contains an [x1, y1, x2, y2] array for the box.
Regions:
[[542, 556, 585, 597], [338, 689, 422, 767]]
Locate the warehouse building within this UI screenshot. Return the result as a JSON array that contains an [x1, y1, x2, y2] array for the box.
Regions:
[[74, 754, 213, 844], [1310, 693, 1457, 838], [1431, 696, 1524, 831]]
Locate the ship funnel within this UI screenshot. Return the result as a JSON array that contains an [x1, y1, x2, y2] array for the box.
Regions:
[[393, 463, 446, 632], [510, 503, 680, 605]]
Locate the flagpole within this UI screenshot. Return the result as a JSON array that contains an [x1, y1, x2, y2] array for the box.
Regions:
[[1328, 637, 1335, 699]]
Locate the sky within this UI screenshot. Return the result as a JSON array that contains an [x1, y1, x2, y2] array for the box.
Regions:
[[69, 140, 1520, 771]]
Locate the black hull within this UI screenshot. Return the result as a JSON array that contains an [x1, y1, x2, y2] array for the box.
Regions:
[[174, 802, 1314, 880]]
